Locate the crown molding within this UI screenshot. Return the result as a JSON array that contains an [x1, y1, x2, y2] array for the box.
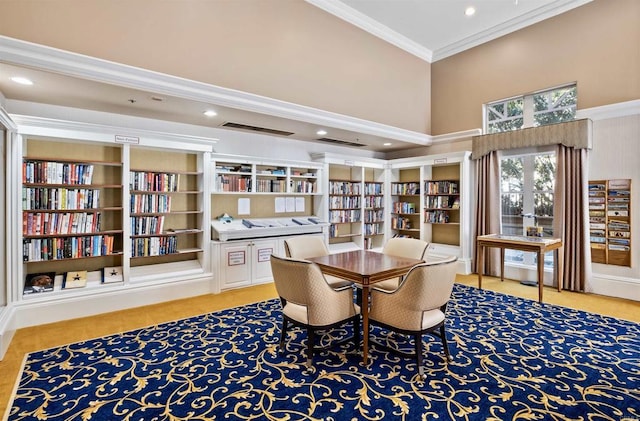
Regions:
[[432, 0, 593, 61], [10, 114, 216, 151], [0, 36, 430, 147], [305, 0, 433, 62], [576, 100, 640, 121], [306, 0, 591, 63], [431, 129, 482, 144]]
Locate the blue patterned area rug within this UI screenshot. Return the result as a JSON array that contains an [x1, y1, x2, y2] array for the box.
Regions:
[[7, 284, 640, 420]]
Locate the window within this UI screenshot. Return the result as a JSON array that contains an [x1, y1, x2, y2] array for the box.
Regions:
[[501, 151, 556, 266], [485, 84, 576, 134]]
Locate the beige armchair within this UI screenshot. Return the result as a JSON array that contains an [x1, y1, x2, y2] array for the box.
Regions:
[[369, 256, 458, 378], [373, 237, 429, 292], [284, 236, 353, 288], [270, 254, 361, 369]]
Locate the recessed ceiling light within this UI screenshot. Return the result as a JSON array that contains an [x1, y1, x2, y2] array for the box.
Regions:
[[316, 129, 327, 136], [465, 6, 476, 16], [383, 142, 392, 146], [203, 110, 217, 117], [11, 76, 33, 86]]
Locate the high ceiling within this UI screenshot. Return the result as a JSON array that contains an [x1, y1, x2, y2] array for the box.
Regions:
[[0, 0, 591, 152]]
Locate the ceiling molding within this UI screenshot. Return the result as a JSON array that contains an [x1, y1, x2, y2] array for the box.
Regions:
[[305, 0, 433, 62], [432, 0, 593, 61], [307, 0, 592, 63], [431, 129, 482, 144], [0, 36, 431, 147], [10, 114, 216, 150], [576, 100, 640, 121]]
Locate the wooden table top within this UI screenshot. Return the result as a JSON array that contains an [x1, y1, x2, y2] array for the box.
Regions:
[[308, 249, 423, 285], [477, 234, 562, 251]]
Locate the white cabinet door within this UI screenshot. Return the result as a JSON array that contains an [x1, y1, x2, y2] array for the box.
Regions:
[[251, 238, 279, 284], [219, 242, 252, 289]]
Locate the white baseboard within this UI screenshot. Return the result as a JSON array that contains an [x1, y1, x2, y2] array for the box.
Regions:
[[0, 306, 17, 360], [589, 273, 640, 301]]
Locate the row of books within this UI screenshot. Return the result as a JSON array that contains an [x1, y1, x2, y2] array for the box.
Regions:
[[391, 182, 420, 195], [329, 196, 361, 209], [392, 201, 417, 214], [291, 180, 316, 193], [216, 164, 252, 173], [328, 210, 361, 223], [131, 236, 177, 257], [364, 196, 384, 208], [23, 235, 116, 262], [255, 179, 286, 193], [364, 182, 383, 195], [391, 216, 412, 230], [216, 174, 251, 192], [329, 181, 361, 195], [22, 187, 101, 210], [23, 160, 95, 185], [130, 194, 172, 214], [23, 266, 124, 295], [425, 195, 459, 209], [364, 209, 384, 223], [23, 212, 102, 236], [425, 180, 459, 195], [129, 171, 180, 192], [425, 210, 450, 224], [364, 222, 383, 235], [131, 216, 166, 235]]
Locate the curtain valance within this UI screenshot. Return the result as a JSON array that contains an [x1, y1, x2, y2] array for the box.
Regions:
[[472, 119, 592, 159]]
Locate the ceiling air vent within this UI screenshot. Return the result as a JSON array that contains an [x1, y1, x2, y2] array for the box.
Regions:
[[316, 137, 367, 147], [221, 121, 294, 136]]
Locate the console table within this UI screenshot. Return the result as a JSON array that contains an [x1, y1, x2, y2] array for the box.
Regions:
[[476, 234, 563, 303]]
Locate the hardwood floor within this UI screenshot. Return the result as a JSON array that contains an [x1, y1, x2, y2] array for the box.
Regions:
[[1, 278, 638, 417]]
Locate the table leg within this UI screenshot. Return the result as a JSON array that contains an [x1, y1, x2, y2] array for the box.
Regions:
[[537, 250, 544, 303], [361, 284, 369, 365], [555, 248, 561, 292], [478, 244, 484, 289], [500, 247, 505, 282]]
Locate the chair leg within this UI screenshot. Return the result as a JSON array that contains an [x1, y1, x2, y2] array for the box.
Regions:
[[414, 333, 425, 379], [279, 319, 288, 353], [440, 325, 452, 362], [306, 328, 315, 370]]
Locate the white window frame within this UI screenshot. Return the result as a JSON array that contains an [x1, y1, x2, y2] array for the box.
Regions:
[[483, 83, 577, 134], [500, 146, 556, 268]]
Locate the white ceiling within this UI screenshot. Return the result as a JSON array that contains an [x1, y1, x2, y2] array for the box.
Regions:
[[1, 0, 591, 152], [311, 0, 592, 61]]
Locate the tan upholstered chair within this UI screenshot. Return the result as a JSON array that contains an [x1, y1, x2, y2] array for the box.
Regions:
[[369, 256, 458, 378], [373, 237, 429, 292], [270, 254, 361, 369], [284, 236, 353, 289]]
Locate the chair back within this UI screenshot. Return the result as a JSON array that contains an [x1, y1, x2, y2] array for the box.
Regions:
[[382, 237, 429, 260], [284, 235, 329, 259], [270, 254, 356, 325], [398, 255, 458, 312]]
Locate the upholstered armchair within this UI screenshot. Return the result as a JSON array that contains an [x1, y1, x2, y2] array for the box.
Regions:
[[284, 236, 353, 288], [270, 254, 361, 369], [368, 256, 458, 378], [372, 237, 429, 292]]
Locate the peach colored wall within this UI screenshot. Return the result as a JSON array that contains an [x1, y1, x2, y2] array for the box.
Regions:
[[431, 0, 640, 135], [0, 0, 431, 133]]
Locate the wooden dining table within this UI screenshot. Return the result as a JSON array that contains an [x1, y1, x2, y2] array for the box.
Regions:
[[308, 249, 423, 364]]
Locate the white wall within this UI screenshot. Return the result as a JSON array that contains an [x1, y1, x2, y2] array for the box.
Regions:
[[584, 110, 640, 300]]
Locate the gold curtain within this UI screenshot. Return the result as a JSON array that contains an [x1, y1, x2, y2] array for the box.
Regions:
[[471, 119, 592, 291], [472, 119, 592, 159]]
